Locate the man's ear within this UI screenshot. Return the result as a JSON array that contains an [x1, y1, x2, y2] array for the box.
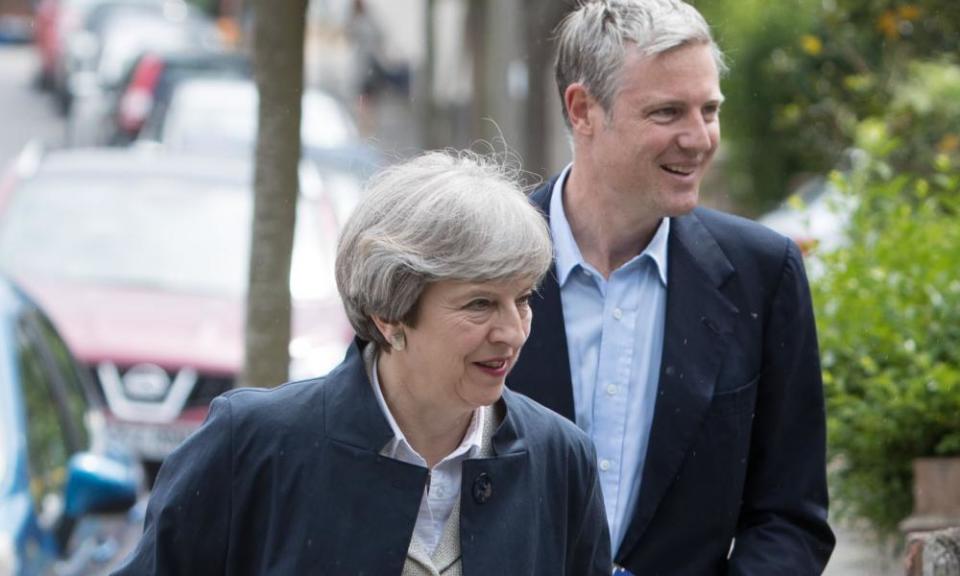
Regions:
[[565, 83, 599, 136]]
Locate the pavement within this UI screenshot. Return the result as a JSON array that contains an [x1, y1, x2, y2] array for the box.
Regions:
[[824, 518, 902, 575]]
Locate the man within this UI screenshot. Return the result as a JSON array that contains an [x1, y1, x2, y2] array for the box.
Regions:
[[507, 0, 836, 573]]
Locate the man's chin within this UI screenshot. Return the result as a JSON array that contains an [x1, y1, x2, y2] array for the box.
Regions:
[[665, 190, 700, 216]]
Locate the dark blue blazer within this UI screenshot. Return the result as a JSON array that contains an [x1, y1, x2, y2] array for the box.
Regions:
[[115, 341, 611, 575], [508, 177, 836, 574]]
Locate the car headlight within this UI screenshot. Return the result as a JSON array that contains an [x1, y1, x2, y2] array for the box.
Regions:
[[0, 531, 16, 576]]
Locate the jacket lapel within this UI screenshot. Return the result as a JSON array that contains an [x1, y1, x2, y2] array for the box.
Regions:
[[317, 341, 430, 573], [506, 178, 577, 419], [616, 209, 739, 560], [459, 389, 531, 573]]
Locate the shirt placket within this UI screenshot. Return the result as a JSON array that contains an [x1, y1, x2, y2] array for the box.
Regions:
[[592, 273, 635, 529]]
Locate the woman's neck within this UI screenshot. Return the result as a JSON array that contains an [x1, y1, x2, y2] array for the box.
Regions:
[[376, 351, 474, 468]]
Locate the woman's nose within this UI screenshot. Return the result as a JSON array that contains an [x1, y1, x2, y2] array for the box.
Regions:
[[491, 305, 528, 348]]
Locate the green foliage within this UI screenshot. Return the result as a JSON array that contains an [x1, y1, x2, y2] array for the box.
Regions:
[[778, 0, 959, 165], [812, 64, 960, 533], [705, 0, 960, 211], [694, 0, 821, 213], [815, 170, 960, 534]]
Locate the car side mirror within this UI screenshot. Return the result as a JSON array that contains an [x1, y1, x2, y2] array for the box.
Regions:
[[63, 452, 138, 519]]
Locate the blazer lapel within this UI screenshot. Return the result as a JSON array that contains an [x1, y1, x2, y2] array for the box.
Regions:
[[506, 178, 577, 420], [617, 210, 739, 560]]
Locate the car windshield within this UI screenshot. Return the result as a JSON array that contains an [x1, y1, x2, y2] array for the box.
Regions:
[[96, 10, 218, 87], [0, 427, 6, 488], [0, 174, 337, 300], [160, 81, 355, 155]]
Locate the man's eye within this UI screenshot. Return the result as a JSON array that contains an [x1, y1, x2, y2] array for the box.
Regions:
[[651, 107, 679, 121], [703, 105, 721, 120]]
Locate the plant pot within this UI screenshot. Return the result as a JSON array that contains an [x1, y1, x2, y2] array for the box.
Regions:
[[900, 457, 960, 533]]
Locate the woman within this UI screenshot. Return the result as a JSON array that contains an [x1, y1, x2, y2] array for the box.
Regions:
[[114, 152, 611, 575]]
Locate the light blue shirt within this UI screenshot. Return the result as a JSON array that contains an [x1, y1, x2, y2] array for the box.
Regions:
[[549, 166, 669, 552]]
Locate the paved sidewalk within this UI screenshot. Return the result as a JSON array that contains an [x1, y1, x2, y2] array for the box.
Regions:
[[825, 520, 901, 576]]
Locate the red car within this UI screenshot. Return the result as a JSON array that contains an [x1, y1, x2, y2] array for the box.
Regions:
[[0, 146, 357, 478]]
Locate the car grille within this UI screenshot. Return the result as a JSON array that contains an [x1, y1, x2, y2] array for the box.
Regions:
[[87, 365, 235, 409]]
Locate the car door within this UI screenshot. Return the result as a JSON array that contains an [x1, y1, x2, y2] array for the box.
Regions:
[[15, 309, 75, 575]]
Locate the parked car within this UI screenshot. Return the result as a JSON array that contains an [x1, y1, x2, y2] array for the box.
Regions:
[[0, 274, 141, 576], [112, 49, 250, 144], [0, 0, 32, 43], [757, 176, 856, 255], [65, 1, 222, 143], [757, 176, 857, 279], [0, 146, 357, 478], [33, 0, 165, 105], [139, 76, 383, 179]]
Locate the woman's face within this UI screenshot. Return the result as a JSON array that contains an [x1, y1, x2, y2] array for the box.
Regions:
[[394, 277, 535, 412]]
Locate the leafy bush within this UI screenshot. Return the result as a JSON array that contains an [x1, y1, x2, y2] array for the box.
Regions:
[[812, 61, 960, 534], [709, 0, 960, 211], [693, 0, 819, 213], [814, 173, 960, 534]]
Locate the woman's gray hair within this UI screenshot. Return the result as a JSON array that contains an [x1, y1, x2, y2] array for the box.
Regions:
[[335, 151, 553, 347], [555, 0, 727, 128]]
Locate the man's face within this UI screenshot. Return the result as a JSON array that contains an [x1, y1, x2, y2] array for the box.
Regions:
[[590, 42, 723, 218]]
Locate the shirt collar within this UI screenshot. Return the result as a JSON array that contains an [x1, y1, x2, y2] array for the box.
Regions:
[[549, 164, 670, 287], [365, 346, 484, 464]]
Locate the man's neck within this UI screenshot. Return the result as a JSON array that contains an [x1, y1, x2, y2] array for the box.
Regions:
[[564, 164, 661, 279]]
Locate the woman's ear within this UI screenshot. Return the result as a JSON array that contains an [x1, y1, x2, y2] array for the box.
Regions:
[[372, 316, 406, 351]]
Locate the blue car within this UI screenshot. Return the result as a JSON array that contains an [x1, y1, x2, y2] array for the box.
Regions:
[[0, 277, 141, 575]]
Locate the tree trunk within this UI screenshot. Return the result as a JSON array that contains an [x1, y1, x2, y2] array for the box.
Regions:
[[240, 0, 306, 388], [522, 0, 571, 178]]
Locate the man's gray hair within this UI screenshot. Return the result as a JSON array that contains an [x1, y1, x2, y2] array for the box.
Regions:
[[555, 0, 727, 128], [335, 151, 553, 347]]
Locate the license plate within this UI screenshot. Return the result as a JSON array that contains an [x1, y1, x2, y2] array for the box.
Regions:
[[107, 421, 199, 461]]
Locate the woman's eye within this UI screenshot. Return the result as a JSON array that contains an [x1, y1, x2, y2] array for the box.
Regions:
[[465, 299, 491, 311], [516, 294, 532, 308]]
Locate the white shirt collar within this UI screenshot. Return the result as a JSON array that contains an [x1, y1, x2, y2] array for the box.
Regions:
[[549, 164, 670, 287]]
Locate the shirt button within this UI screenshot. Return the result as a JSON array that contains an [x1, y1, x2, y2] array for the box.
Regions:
[[599, 459, 611, 471], [612, 308, 623, 320], [606, 384, 618, 396]]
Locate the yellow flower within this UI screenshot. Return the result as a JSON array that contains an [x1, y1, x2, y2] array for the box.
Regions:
[[937, 133, 960, 153], [800, 35, 823, 56], [877, 11, 899, 39], [897, 5, 921, 21]]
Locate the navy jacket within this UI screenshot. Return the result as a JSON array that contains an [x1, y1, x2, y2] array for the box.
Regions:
[[508, 178, 835, 574], [115, 341, 611, 575]]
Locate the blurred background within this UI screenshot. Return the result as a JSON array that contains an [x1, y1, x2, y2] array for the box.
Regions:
[[0, 0, 958, 573]]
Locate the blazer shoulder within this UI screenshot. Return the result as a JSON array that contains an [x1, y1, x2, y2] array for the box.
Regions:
[[690, 206, 799, 277], [527, 174, 560, 213], [218, 376, 329, 444]]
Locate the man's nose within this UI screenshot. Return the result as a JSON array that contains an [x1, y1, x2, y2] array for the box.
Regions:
[[678, 114, 715, 153]]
